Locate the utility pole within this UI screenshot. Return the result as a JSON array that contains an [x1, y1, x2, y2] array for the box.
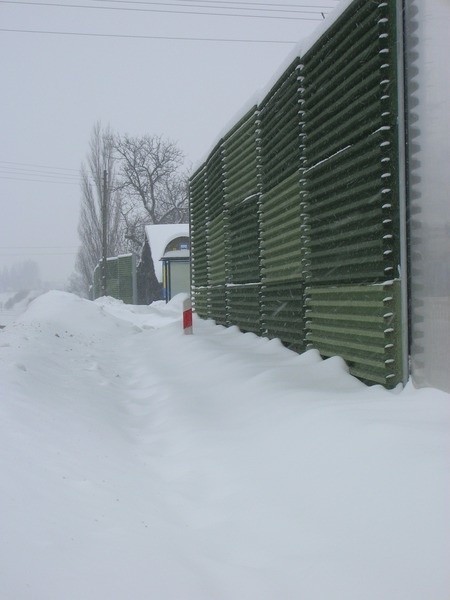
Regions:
[[101, 169, 108, 297]]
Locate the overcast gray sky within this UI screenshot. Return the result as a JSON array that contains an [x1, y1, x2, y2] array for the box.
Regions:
[[1, 0, 340, 287]]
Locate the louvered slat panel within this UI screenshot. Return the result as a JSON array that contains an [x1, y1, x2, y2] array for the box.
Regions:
[[260, 280, 305, 351], [106, 258, 119, 298], [208, 216, 226, 284], [190, 166, 208, 288], [228, 196, 260, 283], [117, 254, 135, 304], [192, 286, 209, 319], [260, 171, 304, 283], [224, 108, 260, 207], [223, 110, 261, 285], [302, 0, 398, 286], [305, 281, 403, 387], [226, 284, 261, 335], [209, 285, 227, 325], [259, 58, 303, 192], [206, 143, 227, 286]]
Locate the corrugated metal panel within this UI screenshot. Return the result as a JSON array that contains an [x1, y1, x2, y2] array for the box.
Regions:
[[192, 286, 209, 319], [117, 254, 135, 304], [224, 107, 260, 207], [305, 281, 404, 387], [259, 57, 303, 193], [259, 171, 304, 283], [209, 285, 227, 326], [226, 284, 261, 335], [228, 195, 260, 284], [190, 166, 208, 288], [302, 0, 399, 286], [261, 280, 305, 352], [258, 58, 306, 286], [223, 109, 261, 285], [206, 143, 226, 285], [208, 215, 227, 285], [106, 258, 119, 298], [298, 0, 406, 386]]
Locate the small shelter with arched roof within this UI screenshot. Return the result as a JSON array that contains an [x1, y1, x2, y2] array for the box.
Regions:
[[137, 224, 190, 304]]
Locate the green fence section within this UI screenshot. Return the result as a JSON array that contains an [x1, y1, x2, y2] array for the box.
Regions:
[[207, 143, 226, 286], [224, 107, 260, 207], [192, 286, 209, 320], [227, 284, 262, 336], [189, 0, 406, 388], [117, 254, 136, 304], [260, 172, 305, 284], [259, 58, 303, 192], [224, 108, 261, 285], [305, 281, 404, 386], [298, 0, 404, 386], [261, 280, 306, 352], [209, 285, 227, 326], [93, 254, 137, 304], [190, 166, 208, 291], [302, 0, 400, 286], [228, 197, 260, 284]]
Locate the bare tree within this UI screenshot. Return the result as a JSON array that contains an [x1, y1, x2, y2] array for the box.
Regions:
[[114, 134, 189, 253], [157, 172, 189, 224], [71, 123, 124, 297]]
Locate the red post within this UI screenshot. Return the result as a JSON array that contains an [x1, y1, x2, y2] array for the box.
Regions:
[[183, 297, 193, 334]]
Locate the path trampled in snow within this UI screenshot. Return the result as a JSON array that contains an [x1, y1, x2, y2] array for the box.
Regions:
[[1, 291, 449, 599]]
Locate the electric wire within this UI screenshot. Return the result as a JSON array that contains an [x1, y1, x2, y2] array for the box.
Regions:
[[0, 162, 96, 185], [0, 159, 79, 172], [0, 28, 299, 42], [0, 168, 80, 180], [92, 0, 336, 9], [2, 0, 335, 14], [0, 176, 80, 185], [0, 0, 326, 20]]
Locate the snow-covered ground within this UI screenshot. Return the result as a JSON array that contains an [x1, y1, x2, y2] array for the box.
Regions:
[[1, 291, 449, 600], [0, 290, 43, 328]]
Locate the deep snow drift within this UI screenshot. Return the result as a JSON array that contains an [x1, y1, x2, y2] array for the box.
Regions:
[[0, 291, 449, 599]]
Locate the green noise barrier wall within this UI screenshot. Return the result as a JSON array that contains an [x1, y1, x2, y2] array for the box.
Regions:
[[93, 254, 137, 304], [189, 0, 407, 388]]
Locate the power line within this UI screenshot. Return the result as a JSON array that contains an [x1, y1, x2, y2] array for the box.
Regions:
[[0, 175, 80, 185], [93, 0, 336, 9], [0, 159, 79, 172], [0, 167, 80, 180], [2, 0, 335, 14], [0, 0, 325, 20], [0, 28, 299, 43], [0, 162, 99, 186]]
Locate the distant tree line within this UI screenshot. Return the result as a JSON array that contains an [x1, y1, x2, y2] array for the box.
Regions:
[[0, 260, 41, 293], [69, 122, 189, 298]]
